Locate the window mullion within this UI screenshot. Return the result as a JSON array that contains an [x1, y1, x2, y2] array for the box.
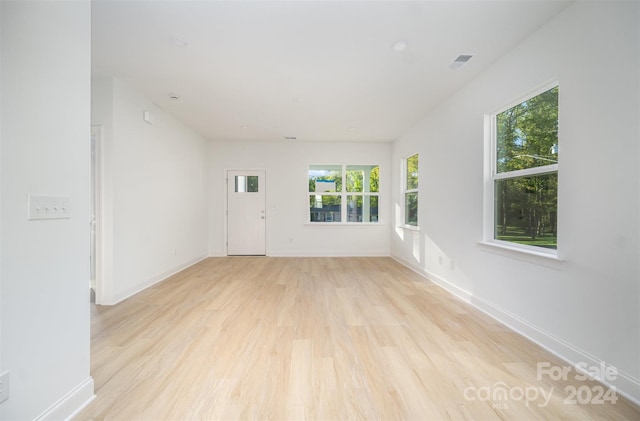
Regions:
[[341, 165, 347, 223], [494, 164, 558, 180]]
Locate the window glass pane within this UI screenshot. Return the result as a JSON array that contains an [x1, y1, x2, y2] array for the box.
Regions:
[[368, 196, 379, 222], [309, 195, 341, 222], [347, 195, 361, 221], [406, 154, 418, 190], [405, 192, 418, 226], [346, 165, 379, 193], [309, 165, 342, 193], [496, 86, 558, 173], [246, 176, 258, 192], [346, 195, 379, 222], [369, 166, 379, 193], [495, 173, 557, 249], [235, 175, 259, 192], [346, 168, 363, 192], [235, 175, 245, 192]]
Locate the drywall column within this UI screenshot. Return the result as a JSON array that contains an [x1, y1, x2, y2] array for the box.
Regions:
[[0, 1, 94, 419]]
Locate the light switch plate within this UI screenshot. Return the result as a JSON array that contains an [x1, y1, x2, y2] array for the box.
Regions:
[[28, 195, 71, 220]]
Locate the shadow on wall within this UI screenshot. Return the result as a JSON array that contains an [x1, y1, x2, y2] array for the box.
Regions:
[[393, 201, 474, 300], [393, 201, 423, 265]]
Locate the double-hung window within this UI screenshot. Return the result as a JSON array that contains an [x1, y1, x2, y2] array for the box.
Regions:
[[403, 154, 419, 226], [489, 84, 559, 251], [309, 164, 379, 223]]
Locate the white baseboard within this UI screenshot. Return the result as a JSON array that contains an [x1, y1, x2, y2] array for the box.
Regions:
[[34, 377, 95, 421], [210, 251, 390, 258], [391, 254, 640, 405], [107, 254, 208, 305], [268, 250, 390, 257]]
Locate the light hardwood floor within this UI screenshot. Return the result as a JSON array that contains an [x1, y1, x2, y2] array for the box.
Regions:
[[76, 257, 639, 420]]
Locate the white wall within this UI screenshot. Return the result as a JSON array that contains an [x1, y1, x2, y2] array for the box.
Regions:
[[208, 141, 390, 257], [391, 1, 639, 401], [1, 1, 94, 419], [91, 77, 209, 304], [0, 3, 3, 417]]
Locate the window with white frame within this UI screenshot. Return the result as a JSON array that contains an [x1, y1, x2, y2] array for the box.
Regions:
[[308, 164, 379, 223], [490, 84, 558, 251], [403, 154, 419, 226]]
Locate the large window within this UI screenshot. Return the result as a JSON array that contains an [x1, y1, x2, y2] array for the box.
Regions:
[[403, 154, 419, 226], [491, 85, 558, 251], [309, 164, 379, 223]]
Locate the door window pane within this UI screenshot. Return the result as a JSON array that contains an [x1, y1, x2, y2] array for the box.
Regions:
[[235, 175, 259, 193]]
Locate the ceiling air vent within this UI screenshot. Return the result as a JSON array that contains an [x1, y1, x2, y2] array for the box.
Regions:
[[449, 54, 474, 70]]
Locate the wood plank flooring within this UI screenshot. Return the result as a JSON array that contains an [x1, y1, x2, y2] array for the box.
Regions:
[[76, 257, 639, 420]]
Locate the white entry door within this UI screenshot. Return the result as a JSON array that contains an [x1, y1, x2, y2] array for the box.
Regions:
[[227, 170, 266, 255]]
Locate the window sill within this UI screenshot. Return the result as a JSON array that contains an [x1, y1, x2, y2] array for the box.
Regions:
[[398, 224, 420, 231], [477, 241, 565, 270]]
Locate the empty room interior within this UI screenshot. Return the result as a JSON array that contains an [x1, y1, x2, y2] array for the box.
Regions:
[[1, 0, 639, 420]]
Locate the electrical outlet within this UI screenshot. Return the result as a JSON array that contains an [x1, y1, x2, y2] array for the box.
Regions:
[[28, 195, 71, 220], [0, 371, 9, 403]]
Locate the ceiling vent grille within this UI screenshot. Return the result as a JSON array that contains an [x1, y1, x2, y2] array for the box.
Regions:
[[449, 54, 474, 69], [455, 54, 473, 63]]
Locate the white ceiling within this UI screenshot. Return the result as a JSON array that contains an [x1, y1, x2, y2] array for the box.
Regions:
[[92, 0, 572, 142]]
